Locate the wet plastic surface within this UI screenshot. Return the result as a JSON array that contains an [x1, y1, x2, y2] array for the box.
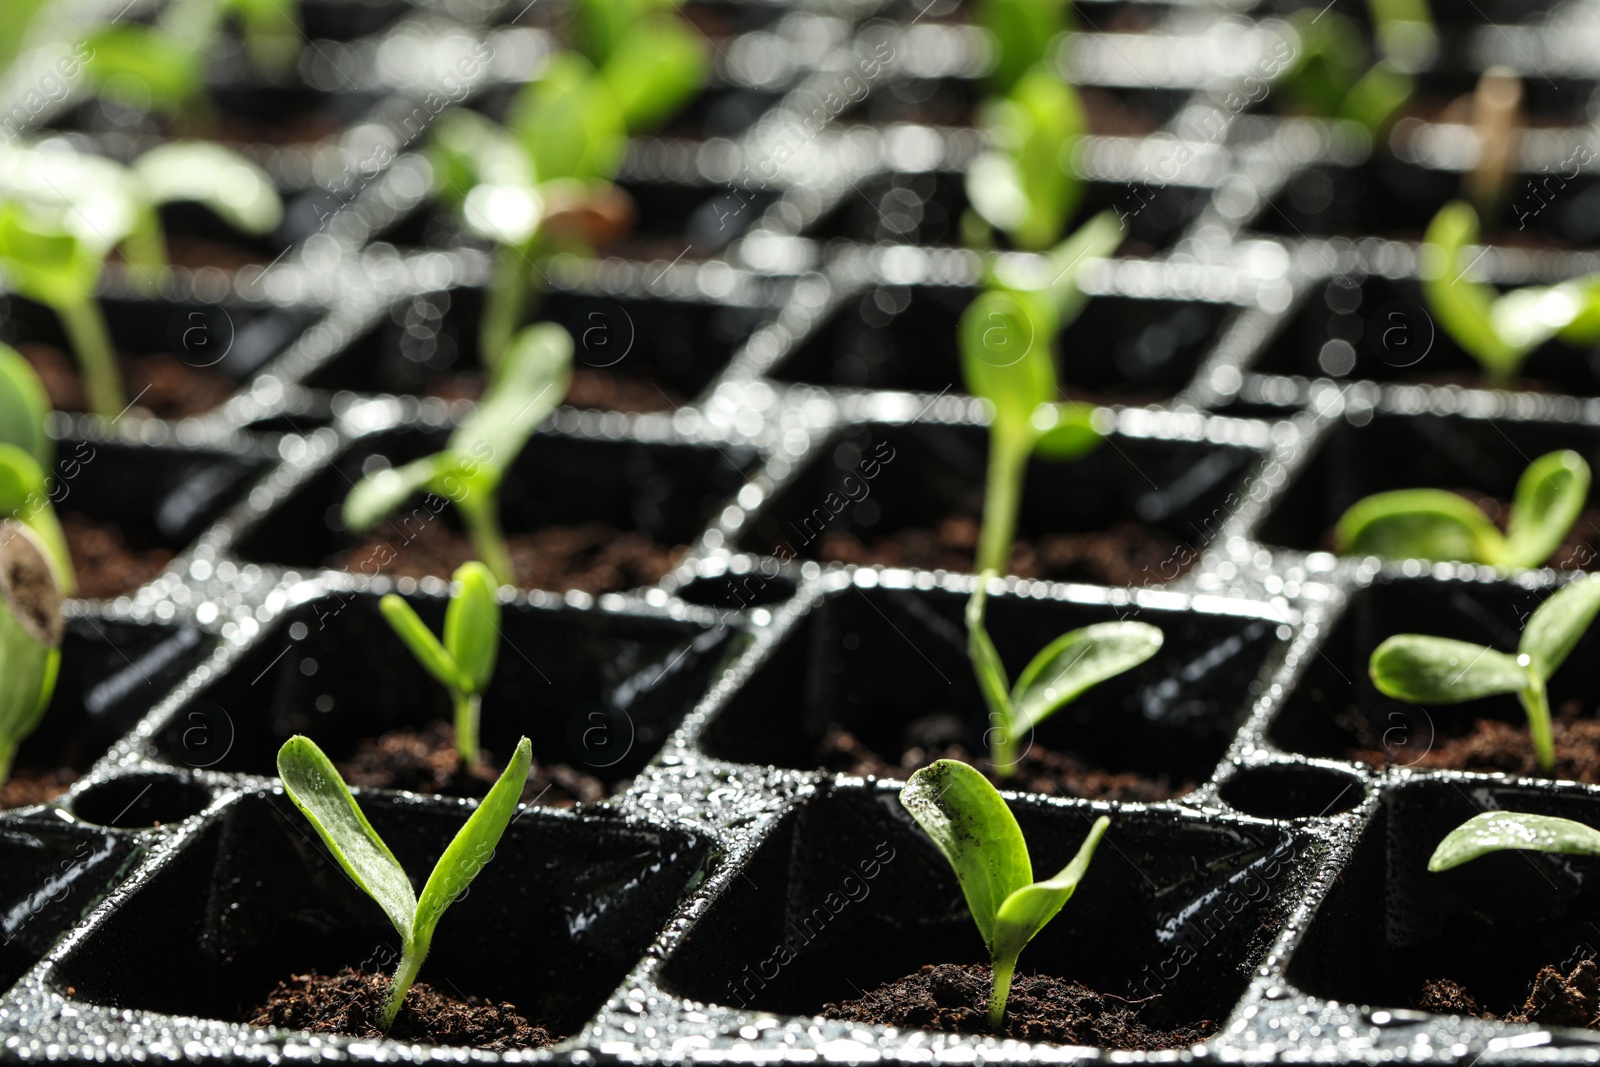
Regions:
[[8, 0, 1600, 1063]]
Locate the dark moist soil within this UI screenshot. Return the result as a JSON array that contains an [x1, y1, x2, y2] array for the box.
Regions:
[[19, 344, 236, 420], [338, 518, 686, 596], [424, 367, 685, 414], [337, 720, 607, 806], [818, 515, 1192, 587], [0, 767, 75, 810], [817, 722, 1191, 802], [1350, 698, 1600, 781], [63, 513, 175, 599], [822, 963, 1216, 1048], [1419, 960, 1600, 1029], [247, 968, 554, 1050]]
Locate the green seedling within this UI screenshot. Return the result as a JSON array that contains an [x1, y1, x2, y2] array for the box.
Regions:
[[900, 759, 1110, 1028], [1423, 201, 1600, 389], [0, 343, 72, 593], [1429, 810, 1600, 873], [0, 139, 282, 417], [83, 0, 301, 119], [0, 520, 65, 790], [1369, 573, 1600, 773], [970, 0, 1070, 96], [956, 212, 1158, 774], [1336, 450, 1590, 569], [277, 733, 531, 1030], [0, 0, 54, 82], [959, 211, 1121, 579], [966, 65, 1086, 252], [432, 6, 706, 369], [966, 573, 1161, 774], [379, 562, 499, 766], [1277, 0, 1432, 135], [343, 324, 573, 586]]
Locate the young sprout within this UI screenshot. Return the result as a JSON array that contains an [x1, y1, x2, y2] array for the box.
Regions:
[[965, 65, 1086, 252], [973, 0, 1069, 97], [0, 140, 283, 417], [431, 10, 705, 369], [1370, 573, 1600, 773], [0, 343, 73, 593], [900, 759, 1110, 1029], [1423, 201, 1600, 389], [1429, 810, 1600, 873], [379, 562, 499, 766], [277, 734, 531, 1031], [83, 0, 302, 119], [959, 211, 1122, 577], [0, 520, 65, 790], [1278, 0, 1434, 134], [343, 324, 573, 586], [966, 573, 1161, 774], [1335, 450, 1590, 569]]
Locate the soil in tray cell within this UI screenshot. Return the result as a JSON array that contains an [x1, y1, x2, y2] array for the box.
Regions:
[[822, 963, 1215, 1048]]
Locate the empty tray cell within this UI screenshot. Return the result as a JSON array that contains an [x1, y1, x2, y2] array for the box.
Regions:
[[0, 822, 137, 994]]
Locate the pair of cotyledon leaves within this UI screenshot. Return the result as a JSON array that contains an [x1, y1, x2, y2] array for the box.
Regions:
[[1371, 574, 1600, 714], [0, 139, 282, 308], [901, 759, 1109, 1010], [1424, 201, 1600, 384], [1337, 450, 1590, 570], [277, 734, 532, 1025]]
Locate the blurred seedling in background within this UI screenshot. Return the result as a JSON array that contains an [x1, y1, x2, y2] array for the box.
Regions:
[[82, 0, 301, 122], [343, 324, 573, 585], [900, 759, 1110, 1027], [1336, 450, 1590, 569], [0, 139, 283, 418], [431, 0, 706, 368], [277, 734, 531, 1030], [1369, 574, 1600, 773], [0, 343, 71, 592], [379, 562, 499, 767], [1423, 202, 1600, 389], [1276, 0, 1435, 135]]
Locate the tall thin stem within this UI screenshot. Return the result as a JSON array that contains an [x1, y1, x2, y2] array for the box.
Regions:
[[454, 692, 481, 767], [976, 428, 1031, 577], [0, 740, 16, 790], [479, 242, 533, 374], [1521, 680, 1555, 773], [455, 494, 514, 587], [56, 297, 125, 419]]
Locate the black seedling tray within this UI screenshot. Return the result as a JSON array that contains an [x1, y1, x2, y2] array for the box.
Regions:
[[14, 0, 1600, 1063]]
